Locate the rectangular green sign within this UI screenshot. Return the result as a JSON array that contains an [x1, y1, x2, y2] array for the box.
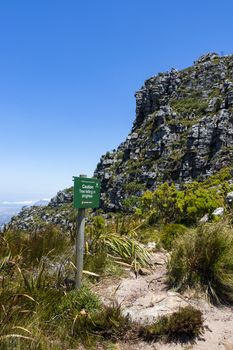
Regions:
[[73, 177, 100, 209]]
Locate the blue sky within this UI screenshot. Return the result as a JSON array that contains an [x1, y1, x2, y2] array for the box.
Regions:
[[0, 0, 233, 202]]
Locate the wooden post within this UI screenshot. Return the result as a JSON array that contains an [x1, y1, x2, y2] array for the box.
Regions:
[[75, 174, 86, 289]]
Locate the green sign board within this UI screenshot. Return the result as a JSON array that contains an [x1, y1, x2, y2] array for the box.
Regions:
[[73, 177, 100, 209]]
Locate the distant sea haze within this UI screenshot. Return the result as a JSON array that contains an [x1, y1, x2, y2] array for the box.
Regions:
[[0, 199, 50, 227]]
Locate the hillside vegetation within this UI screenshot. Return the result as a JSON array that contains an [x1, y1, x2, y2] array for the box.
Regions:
[[1, 165, 233, 348], [2, 53, 233, 349]]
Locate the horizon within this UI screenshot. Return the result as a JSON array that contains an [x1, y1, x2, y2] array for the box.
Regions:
[[0, 199, 51, 224], [1, 0, 233, 201]]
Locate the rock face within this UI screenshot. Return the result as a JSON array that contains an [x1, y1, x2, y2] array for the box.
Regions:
[[94, 53, 233, 211], [6, 53, 233, 229]]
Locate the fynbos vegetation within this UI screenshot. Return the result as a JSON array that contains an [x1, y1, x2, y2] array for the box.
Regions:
[[2, 53, 233, 349]]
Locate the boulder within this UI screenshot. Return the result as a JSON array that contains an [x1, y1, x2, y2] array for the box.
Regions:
[[199, 214, 209, 223], [212, 207, 224, 217], [226, 191, 233, 206]]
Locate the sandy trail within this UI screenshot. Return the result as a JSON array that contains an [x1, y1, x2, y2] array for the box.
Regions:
[[93, 252, 233, 350]]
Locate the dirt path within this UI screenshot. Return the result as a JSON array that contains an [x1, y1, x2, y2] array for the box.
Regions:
[[93, 252, 233, 350]]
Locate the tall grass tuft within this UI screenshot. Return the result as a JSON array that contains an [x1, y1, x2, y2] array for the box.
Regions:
[[168, 223, 233, 304], [1, 225, 68, 266]]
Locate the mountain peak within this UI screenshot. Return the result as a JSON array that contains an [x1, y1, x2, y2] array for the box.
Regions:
[[94, 53, 233, 211], [6, 53, 233, 228]]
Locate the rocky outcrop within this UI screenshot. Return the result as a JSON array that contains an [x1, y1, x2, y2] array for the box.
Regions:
[[6, 52, 233, 229], [94, 53, 233, 211], [5, 189, 73, 231]]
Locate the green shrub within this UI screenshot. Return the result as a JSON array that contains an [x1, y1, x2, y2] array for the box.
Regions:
[[138, 174, 229, 224], [122, 195, 140, 211], [160, 224, 188, 250], [123, 181, 145, 195], [171, 97, 208, 116], [136, 225, 160, 244], [147, 210, 159, 225], [56, 286, 101, 316], [168, 223, 233, 304], [140, 190, 153, 213], [182, 182, 223, 223], [149, 183, 184, 223], [140, 306, 204, 342]]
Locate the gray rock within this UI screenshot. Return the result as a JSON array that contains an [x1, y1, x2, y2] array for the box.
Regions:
[[146, 242, 157, 251], [93, 53, 233, 211], [199, 214, 209, 223], [226, 191, 233, 206], [212, 207, 224, 217], [7, 53, 233, 229]]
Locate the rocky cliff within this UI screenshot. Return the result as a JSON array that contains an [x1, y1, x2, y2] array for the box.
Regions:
[[5, 189, 73, 231], [94, 53, 233, 211], [6, 52, 233, 229]]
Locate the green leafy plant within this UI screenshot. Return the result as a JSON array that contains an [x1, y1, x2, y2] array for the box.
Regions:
[[102, 233, 151, 268], [85, 215, 151, 272], [146, 183, 184, 224], [182, 182, 223, 223], [137, 168, 232, 225]]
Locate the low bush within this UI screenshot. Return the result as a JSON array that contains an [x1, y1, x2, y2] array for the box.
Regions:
[[72, 303, 132, 344], [58, 286, 100, 314], [168, 223, 233, 304], [160, 223, 188, 250], [136, 224, 160, 244], [138, 170, 233, 225], [171, 97, 208, 116], [140, 306, 204, 342]]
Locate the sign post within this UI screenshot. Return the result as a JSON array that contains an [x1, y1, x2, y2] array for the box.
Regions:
[[73, 175, 100, 289]]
